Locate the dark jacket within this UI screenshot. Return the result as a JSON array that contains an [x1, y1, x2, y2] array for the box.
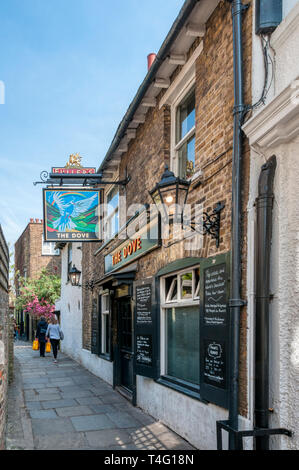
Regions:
[[36, 320, 48, 343]]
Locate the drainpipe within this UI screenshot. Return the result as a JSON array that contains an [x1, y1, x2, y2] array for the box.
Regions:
[[255, 155, 277, 450], [227, 0, 248, 450]]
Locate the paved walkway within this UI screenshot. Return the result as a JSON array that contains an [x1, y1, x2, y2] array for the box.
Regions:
[[5, 341, 194, 451]]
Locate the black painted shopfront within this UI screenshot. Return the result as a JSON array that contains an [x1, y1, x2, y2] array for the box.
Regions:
[[90, 207, 231, 409]]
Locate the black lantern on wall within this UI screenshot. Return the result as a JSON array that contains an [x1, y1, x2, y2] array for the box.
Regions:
[[69, 265, 82, 287], [149, 165, 190, 222], [149, 165, 225, 247]]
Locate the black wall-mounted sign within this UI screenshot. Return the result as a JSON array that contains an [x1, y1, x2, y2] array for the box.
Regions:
[[200, 253, 230, 408], [134, 279, 158, 379], [203, 339, 226, 389], [91, 297, 100, 355], [203, 263, 227, 326], [136, 284, 152, 325], [136, 335, 153, 366]]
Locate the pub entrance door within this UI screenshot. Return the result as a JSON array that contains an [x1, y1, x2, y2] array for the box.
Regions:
[[117, 296, 134, 393]]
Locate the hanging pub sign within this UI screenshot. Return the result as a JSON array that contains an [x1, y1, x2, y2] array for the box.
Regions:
[[52, 167, 96, 175], [43, 188, 102, 242], [52, 153, 96, 174], [200, 252, 231, 409]]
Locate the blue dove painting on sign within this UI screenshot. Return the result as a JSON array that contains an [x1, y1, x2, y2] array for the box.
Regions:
[[43, 188, 102, 241]]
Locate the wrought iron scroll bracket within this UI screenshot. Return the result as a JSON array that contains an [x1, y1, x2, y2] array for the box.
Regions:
[[183, 201, 225, 248], [33, 169, 131, 187], [84, 279, 95, 292], [33, 171, 49, 186]]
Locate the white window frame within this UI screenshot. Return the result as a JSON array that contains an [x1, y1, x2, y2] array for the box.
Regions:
[[42, 235, 60, 256], [104, 186, 119, 241], [160, 267, 200, 380], [101, 293, 110, 355], [171, 82, 196, 178], [159, 42, 203, 179]]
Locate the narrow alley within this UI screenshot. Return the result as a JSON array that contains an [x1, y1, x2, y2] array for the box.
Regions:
[[5, 341, 194, 451]]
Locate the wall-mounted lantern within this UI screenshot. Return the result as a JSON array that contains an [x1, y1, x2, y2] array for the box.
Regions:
[[149, 165, 225, 247], [69, 265, 82, 287], [149, 165, 190, 221]]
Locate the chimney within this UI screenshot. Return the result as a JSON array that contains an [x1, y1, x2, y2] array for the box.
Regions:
[[30, 218, 34, 223], [147, 53, 156, 71], [35, 218, 39, 224]]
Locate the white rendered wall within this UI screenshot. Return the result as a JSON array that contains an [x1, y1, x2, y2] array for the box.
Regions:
[[136, 376, 228, 450], [55, 244, 83, 362], [243, 2, 299, 448], [79, 348, 113, 386], [136, 377, 254, 450], [55, 244, 113, 385]]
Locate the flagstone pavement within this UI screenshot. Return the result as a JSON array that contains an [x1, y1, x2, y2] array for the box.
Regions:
[[5, 341, 195, 451]]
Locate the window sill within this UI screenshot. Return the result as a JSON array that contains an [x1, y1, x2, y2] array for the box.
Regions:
[[161, 299, 199, 309], [156, 376, 208, 404], [41, 254, 60, 257], [99, 353, 113, 363]]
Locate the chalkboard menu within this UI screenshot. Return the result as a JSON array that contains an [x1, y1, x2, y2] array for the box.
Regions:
[[203, 340, 226, 389], [204, 264, 227, 326], [200, 253, 230, 408], [136, 335, 153, 366], [134, 279, 157, 379], [136, 284, 152, 325], [91, 297, 99, 355]]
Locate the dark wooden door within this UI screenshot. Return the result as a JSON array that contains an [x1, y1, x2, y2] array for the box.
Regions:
[[118, 297, 134, 392]]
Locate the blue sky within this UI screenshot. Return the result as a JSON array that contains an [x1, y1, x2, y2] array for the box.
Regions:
[[0, 0, 184, 248]]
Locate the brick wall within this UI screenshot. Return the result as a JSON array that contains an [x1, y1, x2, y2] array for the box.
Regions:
[[0, 226, 10, 450], [82, 0, 252, 416], [15, 220, 61, 282], [14, 220, 62, 342]]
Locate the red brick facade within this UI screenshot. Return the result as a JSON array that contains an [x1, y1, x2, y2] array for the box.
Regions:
[[0, 226, 10, 449], [82, 0, 252, 418], [14, 220, 61, 286]]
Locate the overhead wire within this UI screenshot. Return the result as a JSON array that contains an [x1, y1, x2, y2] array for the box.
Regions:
[[242, 34, 274, 123]]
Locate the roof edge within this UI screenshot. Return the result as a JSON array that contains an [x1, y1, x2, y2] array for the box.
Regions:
[[98, 0, 201, 173]]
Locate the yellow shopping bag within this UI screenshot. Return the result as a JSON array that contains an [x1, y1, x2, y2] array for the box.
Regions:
[[32, 339, 39, 351], [45, 341, 51, 353]]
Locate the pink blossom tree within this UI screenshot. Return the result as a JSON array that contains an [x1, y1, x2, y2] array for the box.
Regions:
[[15, 268, 61, 320]]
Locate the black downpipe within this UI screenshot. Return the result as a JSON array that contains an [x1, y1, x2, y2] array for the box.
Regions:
[[227, 0, 247, 450], [255, 155, 277, 450]]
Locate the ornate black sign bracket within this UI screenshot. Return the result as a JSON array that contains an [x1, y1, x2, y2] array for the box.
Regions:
[[33, 168, 131, 188], [184, 201, 225, 248]]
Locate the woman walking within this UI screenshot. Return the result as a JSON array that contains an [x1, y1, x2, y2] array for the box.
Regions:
[[46, 316, 63, 363]]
